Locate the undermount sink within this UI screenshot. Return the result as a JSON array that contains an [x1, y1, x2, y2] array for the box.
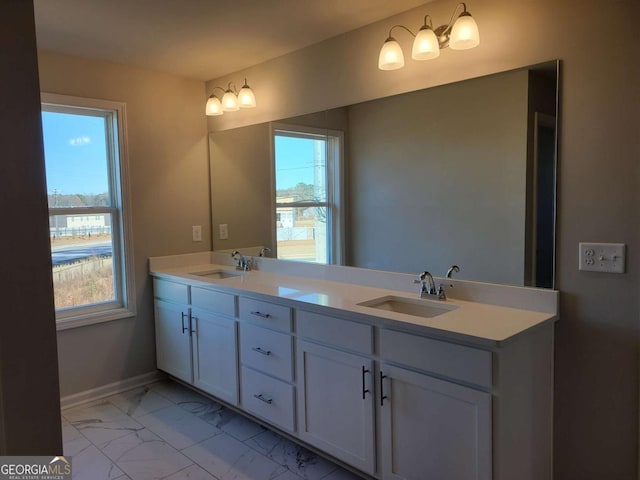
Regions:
[[190, 270, 245, 280], [357, 295, 458, 319]]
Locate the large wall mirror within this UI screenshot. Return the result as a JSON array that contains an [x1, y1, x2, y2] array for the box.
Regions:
[[209, 60, 559, 288]]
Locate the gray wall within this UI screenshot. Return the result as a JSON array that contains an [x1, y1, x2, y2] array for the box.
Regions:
[[37, 50, 211, 397], [0, 1, 62, 454], [206, 0, 640, 477], [348, 69, 529, 284]]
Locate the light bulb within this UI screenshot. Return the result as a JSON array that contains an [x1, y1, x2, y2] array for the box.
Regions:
[[221, 90, 239, 111], [449, 12, 480, 50], [205, 95, 223, 116], [378, 37, 405, 70], [412, 26, 440, 60], [238, 82, 256, 108]]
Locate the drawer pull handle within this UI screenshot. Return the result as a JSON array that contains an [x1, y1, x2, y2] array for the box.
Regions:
[[253, 393, 273, 405], [250, 311, 271, 318], [380, 371, 388, 406], [181, 312, 189, 334], [252, 347, 272, 356], [361, 366, 370, 399], [190, 316, 197, 335]]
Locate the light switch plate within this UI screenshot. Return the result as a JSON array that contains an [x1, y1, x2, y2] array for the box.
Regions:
[[578, 242, 625, 273], [192, 225, 202, 242], [219, 223, 228, 240]]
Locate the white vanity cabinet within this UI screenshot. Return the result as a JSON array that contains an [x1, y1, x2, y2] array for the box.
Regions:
[[152, 269, 554, 480], [154, 279, 192, 383], [190, 286, 238, 405], [154, 298, 193, 383], [296, 310, 376, 476], [154, 279, 239, 405], [238, 296, 296, 432], [378, 329, 492, 480]]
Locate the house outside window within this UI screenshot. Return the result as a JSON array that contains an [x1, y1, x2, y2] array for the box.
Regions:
[[272, 124, 344, 264], [41, 93, 135, 330]]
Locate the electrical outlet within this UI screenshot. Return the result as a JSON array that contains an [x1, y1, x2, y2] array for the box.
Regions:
[[578, 242, 625, 273], [219, 223, 228, 240], [192, 225, 202, 242]]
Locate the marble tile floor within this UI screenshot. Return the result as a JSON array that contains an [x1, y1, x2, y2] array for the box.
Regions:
[[62, 380, 363, 480]]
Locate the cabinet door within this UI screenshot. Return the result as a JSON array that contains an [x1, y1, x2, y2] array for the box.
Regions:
[[297, 340, 375, 475], [380, 364, 491, 480], [154, 299, 192, 383], [191, 308, 238, 405]]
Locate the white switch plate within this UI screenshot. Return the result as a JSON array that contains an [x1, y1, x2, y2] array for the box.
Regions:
[[192, 225, 202, 242], [578, 242, 625, 273], [219, 223, 228, 240]]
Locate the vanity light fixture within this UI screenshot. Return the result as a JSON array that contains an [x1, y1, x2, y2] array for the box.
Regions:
[[205, 78, 256, 116], [378, 2, 479, 71]]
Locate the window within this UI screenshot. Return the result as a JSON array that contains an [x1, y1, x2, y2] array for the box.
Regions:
[[272, 125, 343, 264], [41, 94, 134, 329]]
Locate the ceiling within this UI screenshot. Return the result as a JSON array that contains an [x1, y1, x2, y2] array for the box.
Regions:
[[33, 0, 429, 81]]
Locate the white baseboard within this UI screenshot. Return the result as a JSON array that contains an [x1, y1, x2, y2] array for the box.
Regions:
[[60, 370, 166, 410]]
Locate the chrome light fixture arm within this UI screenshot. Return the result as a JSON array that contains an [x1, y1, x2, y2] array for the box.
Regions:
[[434, 2, 468, 48], [386, 24, 417, 41]]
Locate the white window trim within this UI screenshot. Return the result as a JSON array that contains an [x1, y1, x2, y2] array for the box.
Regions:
[[41, 93, 136, 331], [270, 122, 345, 265]]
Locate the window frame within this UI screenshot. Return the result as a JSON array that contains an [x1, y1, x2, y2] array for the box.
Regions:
[[41, 93, 135, 331], [270, 123, 345, 265]]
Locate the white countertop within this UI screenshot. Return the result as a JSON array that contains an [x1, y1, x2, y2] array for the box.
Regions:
[[150, 260, 558, 347]]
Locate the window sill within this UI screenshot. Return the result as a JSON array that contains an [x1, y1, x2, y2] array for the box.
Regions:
[[56, 307, 136, 331]]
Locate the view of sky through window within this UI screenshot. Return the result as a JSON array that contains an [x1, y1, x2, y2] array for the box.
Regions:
[[41, 111, 110, 201], [275, 135, 326, 201]]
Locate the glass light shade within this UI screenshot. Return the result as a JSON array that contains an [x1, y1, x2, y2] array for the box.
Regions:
[[205, 95, 224, 116], [412, 27, 440, 60], [222, 90, 240, 111], [378, 38, 404, 70], [238, 85, 256, 108], [449, 13, 480, 50]]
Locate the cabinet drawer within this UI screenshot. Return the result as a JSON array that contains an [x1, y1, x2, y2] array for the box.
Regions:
[[379, 329, 492, 388], [240, 324, 293, 381], [191, 287, 236, 317], [296, 310, 373, 355], [239, 297, 292, 332], [241, 366, 295, 432], [154, 278, 189, 304]]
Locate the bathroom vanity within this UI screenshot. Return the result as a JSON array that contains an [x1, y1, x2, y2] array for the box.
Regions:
[[150, 251, 558, 480]]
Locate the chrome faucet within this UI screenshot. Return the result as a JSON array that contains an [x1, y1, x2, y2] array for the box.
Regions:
[[231, 250, 252, 271], [438, 265, 461, 299], [446, 265, 460, 278], [414, 271, 448, 300]]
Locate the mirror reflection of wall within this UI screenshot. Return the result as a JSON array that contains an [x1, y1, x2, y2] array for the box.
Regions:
[[209, 61, 558, 288]]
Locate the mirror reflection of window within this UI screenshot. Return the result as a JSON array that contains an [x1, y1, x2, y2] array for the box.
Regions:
[[273, 126, 343, 264]]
